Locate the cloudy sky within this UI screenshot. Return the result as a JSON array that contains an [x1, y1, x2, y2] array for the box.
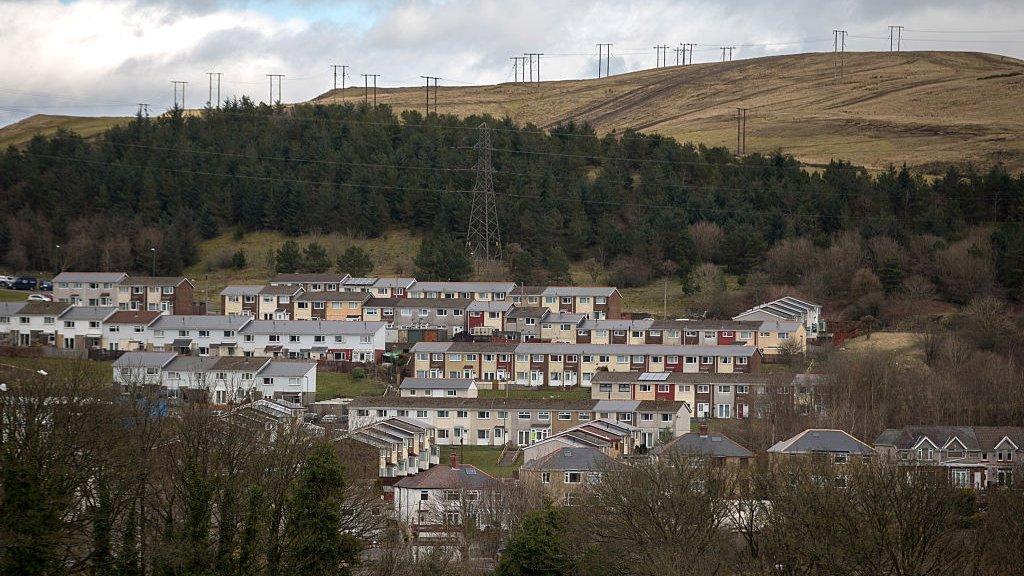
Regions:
[[2, 0, 1024, 126]]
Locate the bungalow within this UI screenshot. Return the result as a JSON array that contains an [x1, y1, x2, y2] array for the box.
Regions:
[[649, 424, 754, 465], [768, 429, 875, 464], [52, 272, 127, 306], [874, 426, 1024, 489]]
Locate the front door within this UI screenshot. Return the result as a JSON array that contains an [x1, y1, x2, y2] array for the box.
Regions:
[[517, 430, 529, 447]]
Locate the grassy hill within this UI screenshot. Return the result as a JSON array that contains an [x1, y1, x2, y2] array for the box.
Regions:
[[310, 51, 1024, 173], [0, 114, 128, 149], [4, 52, 1023, 172]]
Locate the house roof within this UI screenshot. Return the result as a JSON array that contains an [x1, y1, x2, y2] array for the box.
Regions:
[[507, 307, 550, 320], [590, 371, 775, 385], [211, 356, 272, 372], [545, 312, 587, 324], [58, 306, 118, 321], [260, 360, 317, 377], [106, 310, 162, 325], [18, 301, 73, 315], [347, 395, 596, 410], [408, 341, 758, 357], [220, 285, 264, 296], [651, 431, 754, 459], [540, 286, 618, 297], [580, 318, 655, 331], [0, 302, 26, 316], [123, 276, 191, 287], [372, 277, 416, 289], [649, 319, 763, 331], [258, 284, 305, 295], [393, 462, 498, 490], [521, 445, 615, 471], [875, 426, 1024, 452], [164, 355, 221, 373], [409, 281, 516, 293], [295, 291, 371, 302], [270, 273, 349, 284], [112, 351, 177, 369], [400, 377, 475, 390], [467, 300, 514, 312], [52, 272, 127, 283], [769, 429, 875, 455], [151, 315, 252, 330], [394, 298, 473, 309], [446, 341, 517, 353], [240, 320, 385, 335]]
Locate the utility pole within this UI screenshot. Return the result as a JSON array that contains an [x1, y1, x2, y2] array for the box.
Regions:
[[721, 46, 735, 62], [511, 57, 519, 82], [523, 53, 543, 83], [420, 76, 440, 115], [888, 25, 904, 52], [267, 74, 284, 104], [681, 43, 695, 65], [466, 123, 502, 272], [361, 73, 380, 106], [653, 45, 669, 67], [833, 30, 848, 81], [674, 46, 683, 66], [735, 108, 748, 155], [331, 64, 349, 95], [206, 72, 222, 108], [597, 43, 612, 78], [136, 103, 150, 117], [171, 81, 188, 109]]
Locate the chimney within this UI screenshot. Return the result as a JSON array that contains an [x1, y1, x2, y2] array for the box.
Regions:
[[449, 452, 458, 468], [699, 423, 709, 438]]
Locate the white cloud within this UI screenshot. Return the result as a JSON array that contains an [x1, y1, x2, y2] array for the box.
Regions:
[[2, 0, 1024, 126]]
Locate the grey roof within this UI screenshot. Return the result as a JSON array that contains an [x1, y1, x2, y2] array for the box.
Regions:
[[874, 426, 1024, 451], [758, 320, 804, 333], [342, 277, 377, 286], [593, 399, 641, 412], [258, 284, 304, 295], [590, 371, 775, 384], [295, 290, 371, 302], [0, 302, 26, 316], [259, 360, 317, 377], [507, 306, 550, 319], [270, 273, 349, 284], [467, 300, 514, 312], [151, 315, 252, 331], [580, 318, 655, 331], [409, 341, 757, 357], [769, 429, 875, 455], [164, 355, 221, 373], [649, 319, 762, 331], [52, 272, 127, 283], [394, 298, 473, 309], [393, 462, 498, 490], [409, 342, 455, 353], [240, 320, 385, 335], [57, 306, 117, 321], [521, 446, 615, 471], [540, 286, 618, 297], [545, 312, 587, 324], [112, 351, 177, 369], [410, 281, 516, 293], [400, 377, 474, 390], [123, 276, 191, 287], [220, 285, 264, 296], [348, 395, 596, 411], [651, 432, 754, 459], [372, 277, 416, 289]]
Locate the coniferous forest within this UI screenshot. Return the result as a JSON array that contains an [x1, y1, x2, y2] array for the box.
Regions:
[[3, 99, 1024, 299]]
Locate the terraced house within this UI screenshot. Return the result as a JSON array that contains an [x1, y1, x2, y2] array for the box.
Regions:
[[734, 295, 825, 341], [268, 272, 349, 292], [52, 272, 127, 306], [292, 290, 370, 321], [6, 301, 72, 346], [103, 310, 161, 351], [147, 315, 253, 356], [590, 371, 780, 420], [348, 396, 690, 449], [361, 297, 472, 337], [117, 276, 198, 315], [237, 320, 387, 361], [406, 281, 515, 301], [510, 286, 623, 319], [411, 341, 761, 387], [341, 276, 416, 297], [875, 426, 1023, 489]]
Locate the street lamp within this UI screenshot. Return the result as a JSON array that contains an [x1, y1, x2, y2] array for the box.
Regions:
[[54, 244, 63, 273], [150, 247, 156, 276]]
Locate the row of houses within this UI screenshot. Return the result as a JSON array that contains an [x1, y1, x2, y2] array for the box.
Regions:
[[52, 272, 200, 315], [0, 302, 387, 362], [111, 350, 319, 404]]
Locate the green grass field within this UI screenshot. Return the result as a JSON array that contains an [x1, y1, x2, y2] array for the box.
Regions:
[[0, 355, 112, 382], [447, 445, 521, 477], [0, 289, 27, 302], [316, 371, 387, 401]]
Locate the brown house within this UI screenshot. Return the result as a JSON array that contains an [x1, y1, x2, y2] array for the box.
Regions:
[[119, 276, 198, 315]]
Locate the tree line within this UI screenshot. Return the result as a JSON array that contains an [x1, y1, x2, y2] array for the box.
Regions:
[[3, 99, 1024, 295]]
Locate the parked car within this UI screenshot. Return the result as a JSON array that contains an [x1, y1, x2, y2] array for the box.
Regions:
[[0, 275, 14, 288], [11, 277, 37, 290], [27, 293, 52, 302], [38, 280, 53, 291]]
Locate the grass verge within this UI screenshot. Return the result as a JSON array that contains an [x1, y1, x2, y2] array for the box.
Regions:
[[316, 371, 386, 401]]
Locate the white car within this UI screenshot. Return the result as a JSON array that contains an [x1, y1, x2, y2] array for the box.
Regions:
[[0, 275, 14, 288], [27, 293, 53, 302]]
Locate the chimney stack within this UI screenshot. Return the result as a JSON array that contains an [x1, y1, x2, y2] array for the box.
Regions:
[[449, 452, 458, 468], [699, 423, 709, 437]]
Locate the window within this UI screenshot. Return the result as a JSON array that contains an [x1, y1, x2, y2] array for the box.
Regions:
[[564, 471, 581, 484], [456, 410, 468, 418], [417, 410, 428, 418], [578, 411, 590, 420], [538, 411, 550, 420], [477, 429, 489, 440], [718, 385, 731, 393], [697, 385, 709, 393], [477, 411, 490, 419], [558, 412, 571, 420], [717, 404, 732, 418], [518, 411, 530, 420], [640, 413, 653, 421], [437, 410, 449, 418], [541, 472, 551, 483], [737, 357, 749, 365]]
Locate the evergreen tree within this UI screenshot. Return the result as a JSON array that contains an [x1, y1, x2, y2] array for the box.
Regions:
[[545, 246, 572, 284], [275, 241, 302, 274], [414, 234, 472, 281], [336, 246, 373, 277], [301, 242, 331, 273], [231, 249, 247, 269], [280, 443, 361, 576], [196, 208, 219, 240], [494, 505, 574, 576], [0, 462, 63, 576]]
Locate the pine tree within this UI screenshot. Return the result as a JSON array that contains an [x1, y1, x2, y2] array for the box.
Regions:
[[301, 242, 331, 273], [494, 505, 574, 576], [415, 234, 472, 281], [275, 241, 303, 273], [280, 443, 361, 576], [336, 246, 373, 277], [231, 249, 247, 269]]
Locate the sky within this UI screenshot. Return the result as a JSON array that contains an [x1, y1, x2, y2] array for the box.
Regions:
[[2, 0, 1024, 126]]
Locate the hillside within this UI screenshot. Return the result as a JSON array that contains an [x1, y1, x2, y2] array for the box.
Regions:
[[0, 114, 127, 149], [310, 51, 1024, 173]]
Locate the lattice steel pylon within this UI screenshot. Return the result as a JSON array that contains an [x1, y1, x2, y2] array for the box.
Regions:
[[466, 123, 502, 265]]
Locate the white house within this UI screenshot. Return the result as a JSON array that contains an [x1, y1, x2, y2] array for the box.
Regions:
[[392, 452, 501, 527], [147, 315, 254, 355], [734, 296, 825, 340], [55, 306, 116, 350], [112, 351, 177, 387], [238, 320, 386, 361], [399, 377, 479, 398]]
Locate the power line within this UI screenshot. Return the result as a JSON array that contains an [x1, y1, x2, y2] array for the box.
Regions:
[[681, 43, 695, 65], [653, 45, 670, 68], [361, 73, 380, 106], [420, 76, 440, 115], [888, 26, 904, 52], [331, 64, 349, 97], [206, 72, 222, 108], [266, 74, 284, 104], [736, 108, 748, 155], [466, 123, 502, 267], [524, 53, 544, 82], [170, 81, 188, 109], [720, 46, 736, 61], [597, 43, 613, 78]]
